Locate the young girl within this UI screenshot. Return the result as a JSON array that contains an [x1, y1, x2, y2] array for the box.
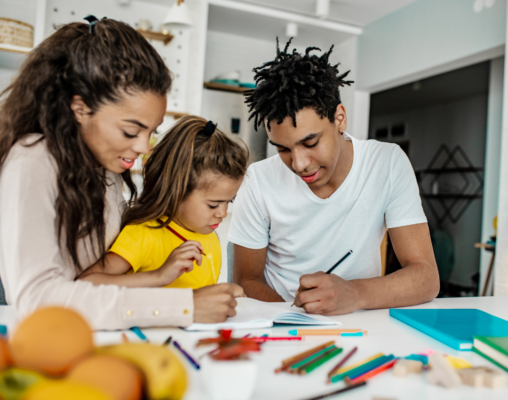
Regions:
[[78, 116, 249, 289]]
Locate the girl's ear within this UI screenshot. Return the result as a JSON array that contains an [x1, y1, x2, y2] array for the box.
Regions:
[[70, 95, 92, 125]]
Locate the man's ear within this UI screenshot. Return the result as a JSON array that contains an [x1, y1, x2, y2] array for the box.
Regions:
[[334, 104, 347, 133], [70, 95, 92, 125]]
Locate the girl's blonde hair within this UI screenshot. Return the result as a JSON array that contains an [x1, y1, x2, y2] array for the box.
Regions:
[[122, 115, 249, 227]]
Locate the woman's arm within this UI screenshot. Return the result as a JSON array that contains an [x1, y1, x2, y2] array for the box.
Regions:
[[0, 140, 195, 329]]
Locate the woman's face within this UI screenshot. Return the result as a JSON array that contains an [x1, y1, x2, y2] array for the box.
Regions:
[[71, 91, 167, 174]]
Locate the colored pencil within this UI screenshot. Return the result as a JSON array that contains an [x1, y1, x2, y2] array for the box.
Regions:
[[340, 332, 365, 337], [289, 329, 365, 336], [242, 334, 251, 338], [334, 352, 384, 375], [121, 333, 130, 343], [173, 340, 201, 370], [276, 341, 336, 372], [327, 346, 358, 379], [345, 358, 397, 384], [289, 345, 337, 372], [292, 346, 340, 374], [157, 218, 206, 255], [302, 381, 367, 400], [325, 250, 353, 274], [301, 347, 343, 375], [330, 355, 394, 383], [162, 335, 172, 346], [247, 336, 302, 343], [130, 327, 149, 342]]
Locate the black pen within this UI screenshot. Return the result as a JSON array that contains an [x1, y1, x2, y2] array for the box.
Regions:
[[325, 250, 353, 274]]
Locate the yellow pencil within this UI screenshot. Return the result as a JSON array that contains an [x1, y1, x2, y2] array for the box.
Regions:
[[334, 352, 384, 375]]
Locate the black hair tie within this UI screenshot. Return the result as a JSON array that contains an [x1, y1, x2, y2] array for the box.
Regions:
[[202, 121, 217, 138], [84, 15, 107, 34]]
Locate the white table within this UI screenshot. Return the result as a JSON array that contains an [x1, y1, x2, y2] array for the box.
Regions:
[[2, 297, 508, 400]]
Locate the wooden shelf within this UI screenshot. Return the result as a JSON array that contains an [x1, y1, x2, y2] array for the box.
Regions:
[[0, 44, 31, 69], [165, 111, 189, 119], [136, 29, 174, 45], [204, 81, 249, 93]]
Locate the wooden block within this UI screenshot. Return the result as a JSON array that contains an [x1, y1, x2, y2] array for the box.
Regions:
[[484, 371, 507, 389], [458, 368, 484, 388], [393, 359, 422, 377], [426, 370, 441, 386], [428, 352, 461, 388], [457, 367, 507, 389]]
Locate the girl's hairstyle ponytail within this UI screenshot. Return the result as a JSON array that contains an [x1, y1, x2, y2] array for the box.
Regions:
[[0, 19, 172, 270], [122, 116, 249, 227]]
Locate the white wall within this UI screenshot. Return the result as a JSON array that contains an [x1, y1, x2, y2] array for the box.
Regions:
[[480, 57, 504, 293], [371, 95, 489, 287], [357, 0, 507, 92]]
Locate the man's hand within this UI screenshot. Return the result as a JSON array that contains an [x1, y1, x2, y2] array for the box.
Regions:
[[293, 272, 361, 315], [193, 283, 246, 323]]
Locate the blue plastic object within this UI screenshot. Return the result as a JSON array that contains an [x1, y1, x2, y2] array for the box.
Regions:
[[405, 354, 428, 365], [389, 308, 508, 351], [0, 325, 6, 337]]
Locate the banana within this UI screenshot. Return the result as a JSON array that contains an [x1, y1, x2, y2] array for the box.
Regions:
[[96, 343, 186, 400]]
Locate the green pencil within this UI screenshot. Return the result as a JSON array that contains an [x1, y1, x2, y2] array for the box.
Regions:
[[301, 347, 343, 375], [289, 345, 337, 372]]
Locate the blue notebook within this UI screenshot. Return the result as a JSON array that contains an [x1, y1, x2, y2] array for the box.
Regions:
[[389, 309, 508, 351]]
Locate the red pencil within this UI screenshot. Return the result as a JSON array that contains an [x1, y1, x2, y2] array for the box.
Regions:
[[247, 337, 303, 343], [157, 218, 206, 256], [345, 358, 397, 384], [327, 346, 358, 379]]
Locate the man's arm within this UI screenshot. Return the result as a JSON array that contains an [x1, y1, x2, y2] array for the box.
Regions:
[[233, 244, 284, 302], [294, 223, 440, 314]]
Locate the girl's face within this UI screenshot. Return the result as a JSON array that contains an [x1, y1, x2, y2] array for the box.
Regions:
[[71, 91, 167, 174], [176, 171, 243, 235]]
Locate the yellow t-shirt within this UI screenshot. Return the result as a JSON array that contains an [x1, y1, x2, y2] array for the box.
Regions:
[[109, 219, 221, 289]]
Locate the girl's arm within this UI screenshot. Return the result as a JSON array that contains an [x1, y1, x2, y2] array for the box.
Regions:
[[78, 241, 204, 288], [77, 252, 162, 288]]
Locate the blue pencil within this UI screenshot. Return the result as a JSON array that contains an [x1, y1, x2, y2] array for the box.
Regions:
[[173, 340, 201, 370], [130, 327, 149, 342]]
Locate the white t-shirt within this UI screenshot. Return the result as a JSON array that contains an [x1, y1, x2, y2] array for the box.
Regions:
[[228, 133, 427, 301]]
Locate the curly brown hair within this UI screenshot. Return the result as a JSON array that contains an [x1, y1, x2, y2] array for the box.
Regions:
[[0, 19, 172, 270]]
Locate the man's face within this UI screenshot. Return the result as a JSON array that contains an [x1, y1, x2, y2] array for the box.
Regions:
[[265, 105, 347, 192]]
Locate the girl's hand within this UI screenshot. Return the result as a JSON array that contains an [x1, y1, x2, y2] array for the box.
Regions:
[[156, 240, 203, 286]]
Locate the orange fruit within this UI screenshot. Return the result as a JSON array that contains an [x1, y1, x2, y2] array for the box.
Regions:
[[0, 336, 14, 368], [10, 307, 93, 377], [68, 354, 143, 400], [21, 380, 113, 400]]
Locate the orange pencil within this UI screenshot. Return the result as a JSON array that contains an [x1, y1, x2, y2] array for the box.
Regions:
[[345, 358, 397, 384], [121, 333, 129, 343]]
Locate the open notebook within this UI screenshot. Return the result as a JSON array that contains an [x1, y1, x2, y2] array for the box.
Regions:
[[185, 298, 341, 331]]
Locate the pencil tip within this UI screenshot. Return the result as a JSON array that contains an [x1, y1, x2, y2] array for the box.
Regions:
[[288, 329, 297, 336]]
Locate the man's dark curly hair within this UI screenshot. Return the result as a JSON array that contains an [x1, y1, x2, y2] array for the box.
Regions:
[[245, 38, 353, 131]]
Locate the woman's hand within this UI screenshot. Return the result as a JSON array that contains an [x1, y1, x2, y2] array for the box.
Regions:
[[156, 241, 203, 286], [193, 283, 246, 323]]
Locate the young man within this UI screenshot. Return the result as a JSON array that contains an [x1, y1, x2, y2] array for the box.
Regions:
[[228, 39, 439, 315]]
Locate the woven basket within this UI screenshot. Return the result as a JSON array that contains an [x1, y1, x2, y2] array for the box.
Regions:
[[0, 17, 33, 48]]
